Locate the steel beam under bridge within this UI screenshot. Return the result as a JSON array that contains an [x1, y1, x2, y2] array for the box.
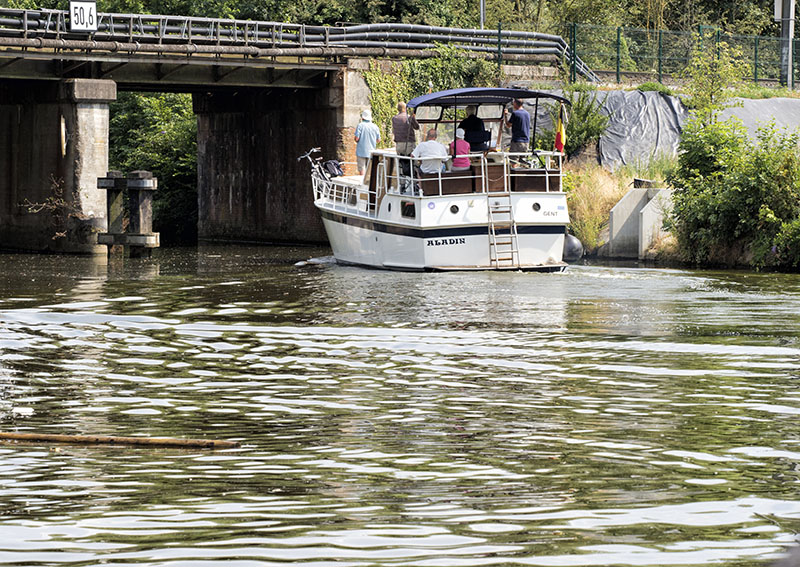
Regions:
[[0, 52, 338, 90]]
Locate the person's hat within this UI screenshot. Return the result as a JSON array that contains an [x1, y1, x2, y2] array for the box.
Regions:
[[361, 109, 372, 120], [456, 128, 465, 139]]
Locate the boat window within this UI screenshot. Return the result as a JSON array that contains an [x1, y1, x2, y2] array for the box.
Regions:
[[477, 104, 504, 120], [412, 106, 442, 122], [401, 200, 416, 218]]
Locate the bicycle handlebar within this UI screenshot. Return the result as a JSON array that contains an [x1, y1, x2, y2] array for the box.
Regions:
[[297, 147, 322, 162]]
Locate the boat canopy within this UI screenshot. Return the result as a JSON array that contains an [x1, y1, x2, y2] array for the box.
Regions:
[[407, 87, 570, 109]]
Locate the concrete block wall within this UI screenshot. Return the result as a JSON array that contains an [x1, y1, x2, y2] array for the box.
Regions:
[[604, 188, 651, 258], [195, 61, 371, 244], [639, 188, 673, 259], [599, 186, 673, 260]]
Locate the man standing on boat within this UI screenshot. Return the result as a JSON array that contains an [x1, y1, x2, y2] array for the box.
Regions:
[[412, 129, 448, 174], [354, 109, 381, 175], [503, 98, 531, 153], [392, 102, 419, 157], [392, 101, 420, 178]]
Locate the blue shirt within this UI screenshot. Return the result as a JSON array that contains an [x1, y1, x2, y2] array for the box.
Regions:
[[355, 121, 381, 158], [509, 108, 531, 143]]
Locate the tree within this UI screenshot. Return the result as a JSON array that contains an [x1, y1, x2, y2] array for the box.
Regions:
[[680, 35, 748, 124], [109, 93, 198, 244]]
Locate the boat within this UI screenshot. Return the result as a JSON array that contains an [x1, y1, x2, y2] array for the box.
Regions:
[[304, 87, 581, 271]]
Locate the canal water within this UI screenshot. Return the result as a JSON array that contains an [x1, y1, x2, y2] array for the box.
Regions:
[[0, 246, 798, 566]]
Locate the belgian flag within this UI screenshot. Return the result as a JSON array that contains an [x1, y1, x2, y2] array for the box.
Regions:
[[554, 103, 567, 153]]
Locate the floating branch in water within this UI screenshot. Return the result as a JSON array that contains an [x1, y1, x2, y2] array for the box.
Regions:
[[0, 432, 240, 449]]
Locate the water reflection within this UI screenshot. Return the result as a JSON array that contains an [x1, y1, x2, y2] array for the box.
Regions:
[[0, 248, 799, 566]]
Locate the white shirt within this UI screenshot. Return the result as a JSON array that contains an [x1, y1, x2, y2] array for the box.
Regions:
[[411, 140, 448, 174]]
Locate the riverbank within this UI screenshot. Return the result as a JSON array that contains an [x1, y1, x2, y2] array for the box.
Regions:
[[562, 83, 800, 272]]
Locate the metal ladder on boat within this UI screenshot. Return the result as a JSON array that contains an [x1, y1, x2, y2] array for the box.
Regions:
[[487, 193, 520, 268]]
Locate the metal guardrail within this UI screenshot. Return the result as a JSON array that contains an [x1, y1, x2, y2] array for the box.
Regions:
[[0, 8, 599, 82]]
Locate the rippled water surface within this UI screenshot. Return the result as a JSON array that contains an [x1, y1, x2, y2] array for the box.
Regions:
[[0, 247, 799, 566]]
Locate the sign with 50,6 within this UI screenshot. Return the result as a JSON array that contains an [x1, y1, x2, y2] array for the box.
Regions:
[[69, 1, 97, 32]]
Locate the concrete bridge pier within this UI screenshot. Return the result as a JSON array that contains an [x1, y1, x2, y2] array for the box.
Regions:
[[194, 65, 369, 243], [0, 78, 116, 254]]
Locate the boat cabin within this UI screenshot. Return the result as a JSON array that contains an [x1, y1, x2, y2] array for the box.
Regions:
[[314, 87, 570, 213]]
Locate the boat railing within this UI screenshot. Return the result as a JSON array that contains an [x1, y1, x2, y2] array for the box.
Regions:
[[381, 150, 563, 196], [313, 161, 379, 214], [312, 171, 358, 209], [500, 151, 564, 193], [312, 150, 565, 215], [379, 153, 486, 197]]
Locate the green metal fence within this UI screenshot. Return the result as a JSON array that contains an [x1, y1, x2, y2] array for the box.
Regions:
[[569, 23, 796, 87]]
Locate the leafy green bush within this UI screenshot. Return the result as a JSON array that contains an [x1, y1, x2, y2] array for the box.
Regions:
[[636, 82, 675, 96], [680, 37, 748, 124], [666, 31, 800, 270], [362, 62, 411, 147], [668, 118, 800, 268], [774, 218, 800, 268], [566, 82, 597, 93], [403, 45, 499, 95], [535, 88, 609, 157]]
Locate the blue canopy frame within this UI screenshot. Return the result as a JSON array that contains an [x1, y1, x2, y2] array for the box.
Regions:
[[407, 87, 570, 109], [407, 87, 571, 154]]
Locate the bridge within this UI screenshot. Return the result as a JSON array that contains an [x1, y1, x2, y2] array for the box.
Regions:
[[0, 8, 596, 253]]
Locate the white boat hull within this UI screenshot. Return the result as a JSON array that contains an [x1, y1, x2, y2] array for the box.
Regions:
[[317, 192, 568, 272]]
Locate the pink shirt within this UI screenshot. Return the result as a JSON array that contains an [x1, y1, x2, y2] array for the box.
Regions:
[[449, 139, 471, 168]]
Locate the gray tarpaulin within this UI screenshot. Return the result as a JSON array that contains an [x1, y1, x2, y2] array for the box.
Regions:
[[598, 90, 688, 170], [513, 88, 800, 169], [719, 97, 800, 139], [599, 93, 800, 170]]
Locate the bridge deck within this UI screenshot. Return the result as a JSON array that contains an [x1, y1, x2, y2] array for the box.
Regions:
[[0, 8, 597, 87]]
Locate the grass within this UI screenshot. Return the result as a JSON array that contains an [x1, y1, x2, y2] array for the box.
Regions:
[[635, 82, 676, 96], [564, 164, 629, 252], [566, 81, 598, 93], [615, 152, 676, 185], [732, 83, 800, 99], [599, 79, 800, 101]]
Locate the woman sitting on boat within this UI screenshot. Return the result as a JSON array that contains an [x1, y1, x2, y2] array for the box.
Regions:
[[449, 128, 471, 172]]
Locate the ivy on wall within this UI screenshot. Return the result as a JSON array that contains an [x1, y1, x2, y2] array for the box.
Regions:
[[362, 46, 502, 147]]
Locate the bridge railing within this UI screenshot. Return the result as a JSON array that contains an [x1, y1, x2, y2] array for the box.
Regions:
[[0, 8, 598, 82]]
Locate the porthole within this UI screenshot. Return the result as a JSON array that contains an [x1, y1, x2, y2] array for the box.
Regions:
[[532, 202, 541, 211], [388, 202, 392, 213], [450, 205, 459, 214]]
